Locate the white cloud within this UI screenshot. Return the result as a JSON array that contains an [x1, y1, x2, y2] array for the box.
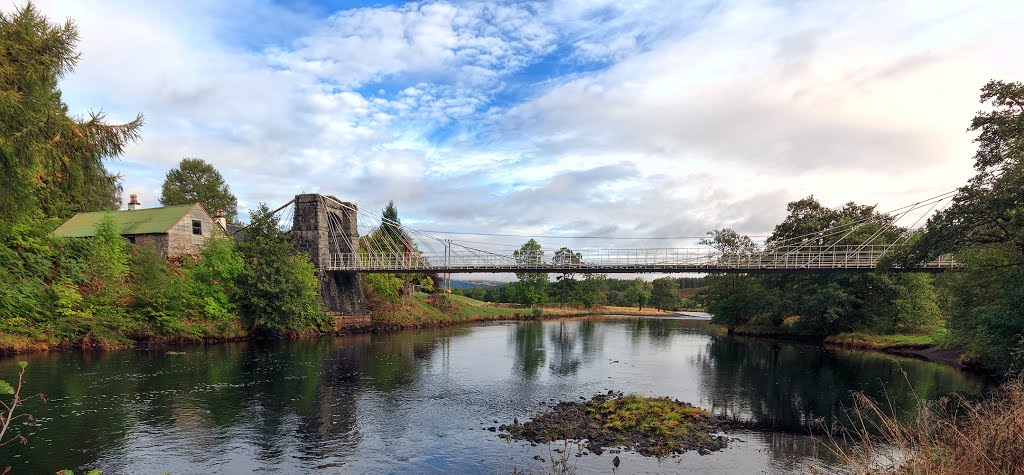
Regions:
[[29, 0, 1024, 254]]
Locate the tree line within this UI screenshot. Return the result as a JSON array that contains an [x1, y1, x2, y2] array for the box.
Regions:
[[696, 198, 942, 337], [453, 259, 707, 311]]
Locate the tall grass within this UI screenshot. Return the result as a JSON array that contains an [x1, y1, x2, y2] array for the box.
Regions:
[[827, 378, 1024, 474]]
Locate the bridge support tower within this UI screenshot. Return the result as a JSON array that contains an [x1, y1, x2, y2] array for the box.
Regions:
[[292, 194, 369, 330]]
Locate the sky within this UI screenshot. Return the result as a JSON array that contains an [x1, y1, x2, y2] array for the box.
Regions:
[[31, 0, 1024, 254]]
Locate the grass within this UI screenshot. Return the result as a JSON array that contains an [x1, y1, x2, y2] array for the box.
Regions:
[[368, 293, 676, 331], [826, 377, 1024, 474], [825, 327, 948, 351], [501, 392, 726, 458], [590, 394, 709, 440]]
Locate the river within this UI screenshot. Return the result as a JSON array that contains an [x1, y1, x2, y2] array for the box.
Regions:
[[0, 316, 988, 474]]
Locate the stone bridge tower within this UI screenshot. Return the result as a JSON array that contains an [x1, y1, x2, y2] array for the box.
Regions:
[[292, 194, 369, 326]]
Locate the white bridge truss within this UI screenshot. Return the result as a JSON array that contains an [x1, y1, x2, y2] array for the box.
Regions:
[[322, 245, 956, 273], [257, 190, 960, 275]]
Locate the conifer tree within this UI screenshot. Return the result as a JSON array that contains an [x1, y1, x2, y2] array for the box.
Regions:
[[159, 158, 239, 222], [0, 2, 143, 225]]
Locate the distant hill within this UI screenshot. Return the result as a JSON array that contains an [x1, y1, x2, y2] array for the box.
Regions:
[[449, 279, 506, 289]]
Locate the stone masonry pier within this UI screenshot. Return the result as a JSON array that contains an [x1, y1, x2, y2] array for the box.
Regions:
[[291, 194, 369, 330]]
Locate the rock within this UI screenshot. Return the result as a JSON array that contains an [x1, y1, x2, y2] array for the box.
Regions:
[[612, 455, 620, 467], [533, 455, 544, 462], [487, 427, 497, 432]]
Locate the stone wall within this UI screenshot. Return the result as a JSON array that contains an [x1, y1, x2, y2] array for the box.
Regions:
[[165, 204, 224, 257], [292, 194, 368, 317], [130, 234, 168, 254]]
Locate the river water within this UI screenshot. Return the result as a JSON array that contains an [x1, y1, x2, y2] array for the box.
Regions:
[[0, 317, 988, 474]]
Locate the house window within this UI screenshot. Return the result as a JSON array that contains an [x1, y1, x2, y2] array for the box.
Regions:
[[192, 220, 202, 235], [126, 236, 136, 244]]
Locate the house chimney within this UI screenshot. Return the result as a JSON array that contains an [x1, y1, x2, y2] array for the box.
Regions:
[[215, 208, 227, 230], [127, 194, 141, 210]]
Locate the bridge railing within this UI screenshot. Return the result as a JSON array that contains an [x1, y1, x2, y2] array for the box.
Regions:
[[321, 245, 956, 272]]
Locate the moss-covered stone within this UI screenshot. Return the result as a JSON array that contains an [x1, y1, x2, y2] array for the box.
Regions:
[[500, 392, 729, 457]]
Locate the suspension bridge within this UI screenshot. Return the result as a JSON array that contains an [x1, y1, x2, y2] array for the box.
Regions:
[[253, 191, 958, 275], [233, 191, 959, 316]]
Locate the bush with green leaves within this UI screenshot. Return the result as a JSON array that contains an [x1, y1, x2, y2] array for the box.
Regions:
[[179, 237, 244, 332], [363, 273, 403, 303], [235, 204, 330, 334]]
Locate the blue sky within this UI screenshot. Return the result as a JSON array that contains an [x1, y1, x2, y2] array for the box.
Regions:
[[33, 0, 1024, 252]]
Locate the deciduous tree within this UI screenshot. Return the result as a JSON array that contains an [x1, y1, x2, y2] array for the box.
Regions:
[[624, 278, 652, 310], [550, 247, 582, 307], [649, 277, 682, 311], [235, 204, 329, 334], [511, 239, 548, 307]]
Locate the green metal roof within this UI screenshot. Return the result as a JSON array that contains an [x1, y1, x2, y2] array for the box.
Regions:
[[51, 204, 198, 238]]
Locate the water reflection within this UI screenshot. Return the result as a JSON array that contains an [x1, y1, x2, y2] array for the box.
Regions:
[[510, 321, 545, 378], [0, 318, 989, 474], [694, 334, 985, 432]]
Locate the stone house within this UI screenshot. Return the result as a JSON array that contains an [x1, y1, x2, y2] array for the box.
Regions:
[[51, 196, 226, 257]]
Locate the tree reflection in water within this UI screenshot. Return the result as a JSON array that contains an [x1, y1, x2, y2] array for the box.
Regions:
[[695, 334, 988, 433], [510, 321, 546, 379]]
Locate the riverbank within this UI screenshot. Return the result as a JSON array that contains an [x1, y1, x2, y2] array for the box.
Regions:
[[0, 293, 675, 354], [367, 292, 676, 331], [730, 324, 968, 368], [824, 329, 969, 366], [0, 290, 971, 373]]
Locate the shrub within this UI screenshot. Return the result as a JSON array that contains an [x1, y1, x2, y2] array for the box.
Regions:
[[235, 204, 330, 334], [363, 273, 403, 302]]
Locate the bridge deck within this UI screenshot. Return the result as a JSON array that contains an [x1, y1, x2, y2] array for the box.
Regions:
[[320, 246, 956, 273]]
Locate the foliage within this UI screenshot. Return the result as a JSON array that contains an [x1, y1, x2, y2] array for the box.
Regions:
[[623, 278, 652, 310], [87, 216, 130, 293], [459, 276, 696, 308], [379, 201, 410, 250], [359, 201, 434, 303], [825, 327, 947, 351], [649, 277, 682, 311], [159, 158, 239, 222], [511, 239, 549, 307], [701, 228, 757, 253], [697, 197, 942, 336], [363, 273, 403, 303], [932, 244, 1024, 372], [127, 245, 174, 311], [575, 274, 607, 308], [904, 80, 1024, 262], [179, 237, 244, 328], [698, 274, 765, 329], [0, 2, 142, 227], [235, 204, 329, 334], [892, 80, 1024, 374], [549, 247, 582, 307]]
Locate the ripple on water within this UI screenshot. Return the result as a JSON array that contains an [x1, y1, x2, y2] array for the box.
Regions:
[[0, 317, 991, 474]]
